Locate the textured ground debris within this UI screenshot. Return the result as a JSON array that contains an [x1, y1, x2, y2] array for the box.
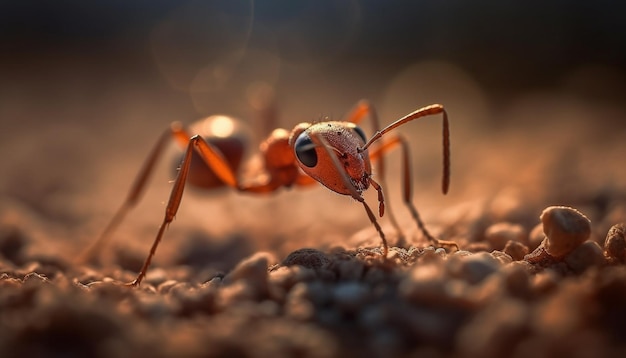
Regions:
[[1, 202, 626, 358]]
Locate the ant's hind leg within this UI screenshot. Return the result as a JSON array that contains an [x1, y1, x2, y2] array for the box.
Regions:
[[77, 125, 181, 265]]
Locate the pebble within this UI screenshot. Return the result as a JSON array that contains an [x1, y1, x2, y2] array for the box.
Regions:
[[223, 252, 274, 291], [332, 281, 369, 314], [564, 241, 606, 274], [449, 252, 500, 284], [434, 247, 447, 257], [22, 272, 50, 285], [133, 292, 177, 320], [485, 222, 526, 250], [216, 280, 258, 307], [523, 238, 553, 265], [604, 223, 626, 263], [269, 265, 313, 287], [144, 267, 169, 287], [529, 270, 560, 297], [170, 283, 217, 316], [86, 280, 138, 301], [281, 248, 330, 269], [215, 252, 275, 306], [491, 250, 514, 265], [540, 206, 591, 258], [464, 241, 492, 253], [0, 274, 22, 289], [401, 262, 473, 309], [400, 263, 447, 305], [267, 266, 316, 302], [503, 240, 530, 261], [157, 279, 180, 294]]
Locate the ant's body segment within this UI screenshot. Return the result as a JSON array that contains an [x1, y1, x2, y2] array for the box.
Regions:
[[81, 101, 454, 286]]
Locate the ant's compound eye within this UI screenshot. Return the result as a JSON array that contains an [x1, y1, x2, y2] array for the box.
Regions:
[[353, 126, 367, 143], [294, 133, 318, 167]]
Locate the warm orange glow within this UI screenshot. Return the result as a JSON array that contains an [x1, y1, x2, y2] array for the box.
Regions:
[[204, 115, 236, 138]]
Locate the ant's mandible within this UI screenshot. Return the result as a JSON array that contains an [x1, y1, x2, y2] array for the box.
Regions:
[[80, 100, 453, 286]]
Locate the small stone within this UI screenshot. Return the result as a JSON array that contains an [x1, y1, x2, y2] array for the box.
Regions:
[[453, 250, 474, 257], [400, 263, 447, 305], [281, 248, 330, 269], [464, 241, 491, 253], [485, 222, 526, 250], [267, 265, 316, 302], [332, 281, 369, 314], [0, 275, 21, 289], [565, 241, 606, 274], [223, 252, 274, 298], [419, 247, 444, 264], [224, 252, 274, 284], [540, 206, 591, 258], [604, 223, 626, 263], [434, 248, 447, 257], [166, 281, 194, 298], [172, 283, 216, 316], [144, 267, 168, 287], [216, 280, 257, 306], [524, 238, 553, 265], [449, 252, 500, 284], [491, 250, 513, 265], [530, 270, 560, 296], [503, 240, 530, 261], [133, 292, 177, 320], [157, 279, 180, 294], [22, 272, 49, 285]]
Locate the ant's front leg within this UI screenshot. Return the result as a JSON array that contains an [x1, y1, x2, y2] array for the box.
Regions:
[[368, 135, 458, 252], [344, 100, 406, 244]]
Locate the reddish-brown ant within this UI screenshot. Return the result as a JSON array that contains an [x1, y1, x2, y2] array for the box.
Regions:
[[80, 100, 453, 286]]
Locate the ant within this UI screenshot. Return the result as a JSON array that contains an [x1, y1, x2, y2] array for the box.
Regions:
[[80, 100, 454, 286]]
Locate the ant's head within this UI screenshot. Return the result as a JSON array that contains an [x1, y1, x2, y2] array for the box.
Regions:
[[289, 121, 371, 195]]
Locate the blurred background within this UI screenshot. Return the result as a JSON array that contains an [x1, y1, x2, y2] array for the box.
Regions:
[[1, 1, 625, 262]]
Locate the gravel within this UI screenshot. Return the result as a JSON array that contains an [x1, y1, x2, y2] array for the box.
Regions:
[[2, 199, 626, 357]]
